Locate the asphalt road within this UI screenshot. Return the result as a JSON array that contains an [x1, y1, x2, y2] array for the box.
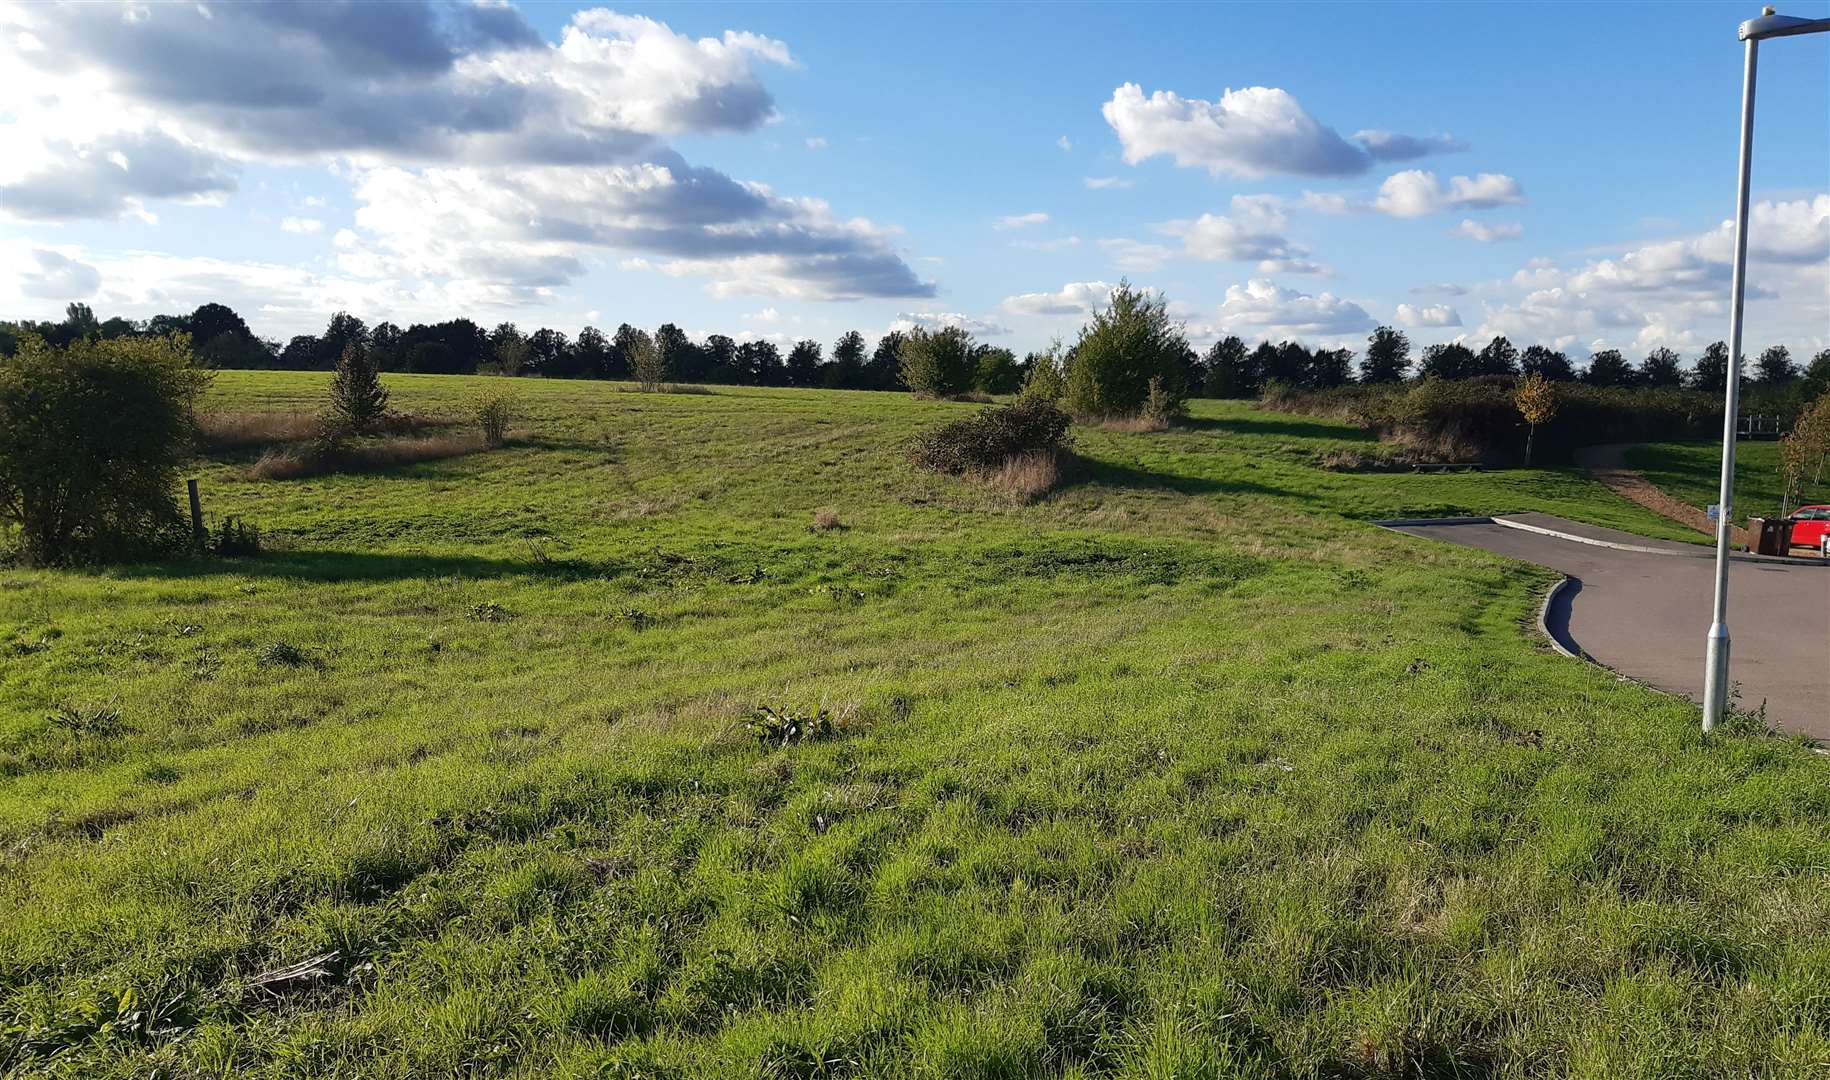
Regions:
[[1390, 513, 1830, 739]]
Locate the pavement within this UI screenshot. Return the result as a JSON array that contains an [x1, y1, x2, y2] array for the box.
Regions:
[[1386, 514, 1830, 739]]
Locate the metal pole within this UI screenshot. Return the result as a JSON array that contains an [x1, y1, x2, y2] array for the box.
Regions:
[[188, 478, 205, 551], [1701, 35, 1759, 733]]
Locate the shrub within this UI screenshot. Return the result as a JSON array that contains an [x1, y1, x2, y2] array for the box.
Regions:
[[1064, 281, 1188, 418], [210, 516, 262, 557], [327, 343, 389, 431], [627, 330, 666, 391], [898, 326, 976, 398], [0, 333, 210, 565], [1141, 375, 1184, 426], [910, 397, 1072, 476], [744, 705, 846, 748], [469, 387, 518, 448], [1019, 345, 1067, 403]]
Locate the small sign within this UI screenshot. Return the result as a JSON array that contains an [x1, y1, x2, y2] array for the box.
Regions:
[[1707, 504, 1721, 522]]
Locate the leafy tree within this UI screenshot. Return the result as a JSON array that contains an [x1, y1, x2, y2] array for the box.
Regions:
[[1519, 345, 1574, 381], [973, 346, 1022, 395], [279, 335, 320, 370], [489, 323, 529, 376], [188, 303, 249, 347], [1418, 342, 1477, 380], [703, 334, 739, 383], [1201, 336, 1255, 398], [786, 339, 824, 387], [1581, 349, 1635, 388], [1755, 344, 1797, 386], [611, 324, 649, 382], [575, 326, 613, 379], [527, 328, 574, 377], [1308, 347, 1355, 389], [1514, 372, 1558, 466], [316, 312, 369, 370], [1807, 349, 1830, 386], [1261, 340, 1312, 386], [327, 342, 389, 431], [898, 326, 976, 398], [63, 303, 99, 338], [628, 328, 665, 390], [1019, 343, 1067, 403], [407, 341, 454, 375], [1064, 282, 1189, 417], [1360, 327, 1410, 384], [1247, 341, 1280, 393], [656, 324, 702, 382], [826, 331, 867, 389], [1474, 336, 1520, 378], [1, 332, 210, 564], [1638, 347, 1683, 387], [1689, 341, 1731, 391], [867, 332, 906, 390], [737, 339, 783, 386]]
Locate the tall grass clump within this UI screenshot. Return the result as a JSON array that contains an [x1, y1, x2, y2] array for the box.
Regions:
[[1064, 281, 1188, 422], [0, 332, 209, 564], [911, 397, 1072, 500], [469, 386, 518, 449]]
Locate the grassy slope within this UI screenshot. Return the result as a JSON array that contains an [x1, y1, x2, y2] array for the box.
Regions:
[[1626, 439, 1830, 521], [3, 373, 1826, 1078]]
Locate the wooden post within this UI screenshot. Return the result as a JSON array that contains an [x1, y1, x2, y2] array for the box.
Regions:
[[187, 478, 205, 550]]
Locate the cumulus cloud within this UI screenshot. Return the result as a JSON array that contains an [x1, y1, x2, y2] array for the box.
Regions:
[[19, 248, 102, 300], [1395, 302, 1461, 327], [1213, 279, 1374, 336], [994, 212, 1049, 230], [1160, 196, 1325, 274], [1101, 83, 1463, 180], [280, 216, 324, 234], [1410, 282, 1469, 296], [0, 130, 237, 222], [1454, 219, 1523, 243], [1011, 235, 1082, 253], [1373, 170, 1524, 218], [1098, 239, 1175, 273], [889, 312, 1009, 336], [1001, 281, 1118, 317], [1084, 176, 1134, 190]]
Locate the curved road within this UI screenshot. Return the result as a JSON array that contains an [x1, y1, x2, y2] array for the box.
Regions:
[[1390, 513, 1830, 738]]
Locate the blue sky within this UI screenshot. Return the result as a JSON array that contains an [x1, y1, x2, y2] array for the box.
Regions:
[[2, 1, 1825, 363]]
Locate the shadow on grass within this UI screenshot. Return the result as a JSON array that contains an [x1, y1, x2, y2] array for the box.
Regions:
[[1183, 412, 1375, 442], [1065, 456, 1322, 503]]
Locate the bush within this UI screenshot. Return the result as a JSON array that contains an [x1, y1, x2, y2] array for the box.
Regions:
[[209, 516, 262, 557], [469, 387, 518, 448], [1019, 345, 1067, 403], [910, 397, 1072, 475], [898, 326, 976, 398], [0, 333, 210, 565], [627, 330, 666, 391], [1064, 281, 1188, 418]]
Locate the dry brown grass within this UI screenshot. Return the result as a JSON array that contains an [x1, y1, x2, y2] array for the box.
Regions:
[[247, 432, 493, 481], [979, 450, 1065, 503], [613, 383, 715, 396], [1096, 414, 1170, 434], [809, 508, 846, 532], [196, 411, 322, 450]]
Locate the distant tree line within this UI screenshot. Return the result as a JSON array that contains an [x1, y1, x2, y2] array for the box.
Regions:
[[5, 302, 1825, 406]]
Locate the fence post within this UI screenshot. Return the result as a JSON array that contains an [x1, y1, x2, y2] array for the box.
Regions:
[[187, 478, 205, 550]]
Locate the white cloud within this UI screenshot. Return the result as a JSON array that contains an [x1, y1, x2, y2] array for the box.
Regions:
[[890, 311, 1008, 336], [1213, 278, 1374, 336], [1012, 235, 1082, 253], [1084, 176, 1134, 190], [1056, 135, 1072, 151], [805, 136, 827, 150], [1098, 239, 1174, 273], [994, 212, 1050, 231], [1001, 280, 1117, 317], [1410, 282, 1469, 296], [1373, 170, 1524, 218], [280, 216, 324, 234], [1395, 302, 1462, 327], [1454, 219, 1522, 243], [1101, 82, 1464, 180], [1160, 196, 1325, 274], [19, 248, 101, 299]]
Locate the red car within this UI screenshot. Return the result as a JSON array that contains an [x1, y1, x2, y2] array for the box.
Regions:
[[1792, 505, 1830, 556]]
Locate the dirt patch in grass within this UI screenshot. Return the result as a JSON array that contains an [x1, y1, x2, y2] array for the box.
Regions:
[[1577, 443, 1740, 544]]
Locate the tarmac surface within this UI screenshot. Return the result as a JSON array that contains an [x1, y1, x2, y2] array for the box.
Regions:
[[1388, 513, 1830, 739]]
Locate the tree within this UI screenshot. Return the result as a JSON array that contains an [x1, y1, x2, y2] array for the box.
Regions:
[[279, 335, 320, 370], [1247, 341, 1280, 390], [1514, 372, 1558, 466], [1019, 342, 1067, 403], [1779, 390, 1830, 514], [1638, 347, 1683, 387], [1755, 344, 1797, 386], [898, 326, 976, 397], [1203, 336, 1255, 398], [1, 332, 210, 564], [316, 312, 369, 370], [1806, 349, 1830, 387], [1064, 282, 1189, 417], [489, 324, 530, 376], [786, 339, 824, 387], [610, 324, 648, 381], [1519, 345, 1575, 382], [973, 346, 1022, 395], [627, 328, 665, 390], [63, 303, 99, 338], [1474, 335, 1520, 378], [527, 328, 575, 377], [1689, 341, 1731, 391], [655, 324, 701, 382], [188, 303, 249, 348], [1360, 326, 1410, 384], [703, 334, 739, 383], [575, 326, 613, 379], [1418, 342, 1476, 380], [1581, 349, 1635, 388], [1261, 340, 1312, 386], [407, 341, 454, 375], [737, 339, 783, 386], [1308, 347, 1354, 389], [826, 331, 867, 389], [327, 342, 389, 431], [867, 332, 906, 390]]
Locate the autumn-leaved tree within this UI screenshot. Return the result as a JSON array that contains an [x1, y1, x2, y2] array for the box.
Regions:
[[1779, 390, 1830, 516], [1514, 372, 1558, 466]]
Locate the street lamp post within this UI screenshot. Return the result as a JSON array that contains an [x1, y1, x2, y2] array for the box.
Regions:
[[1701, 7, 1830, 733]]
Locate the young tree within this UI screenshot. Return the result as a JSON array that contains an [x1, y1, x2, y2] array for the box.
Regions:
[[898, 326, 976, 397], [1514, 372, 1558, 466], [1638, 347, 1683, 387], [1418, 342, 1476, 380], [327, 342, 389, 431], [786, 339, 823, 387], [1064, 282, 1189, 416], [1755, 344, 1797, 386], [1474, 335, 1520, 378], [1203, 335, 1256, 397], [1581, 349, 1635, 388], [1689, 341, 1731, 391], [489, 323, 529, 376], [609, 323, 647, 381], [1360, 326, 1410, 384], [1, 333, 210, 564], [973, 346, 1022, 395], [1019, 342, 1067, 403], [1520, 345, 1577, 382], [627, 328, 665, 390]]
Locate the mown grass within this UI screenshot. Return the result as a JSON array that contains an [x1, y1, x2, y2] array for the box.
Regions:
[[1627, 439, 1830, 520], [3, 373, 1827, 1077]]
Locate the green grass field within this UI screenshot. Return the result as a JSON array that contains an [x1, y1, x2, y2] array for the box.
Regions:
[[1627, 439, 1830, 521], [4, 373, 1828, 1078]]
